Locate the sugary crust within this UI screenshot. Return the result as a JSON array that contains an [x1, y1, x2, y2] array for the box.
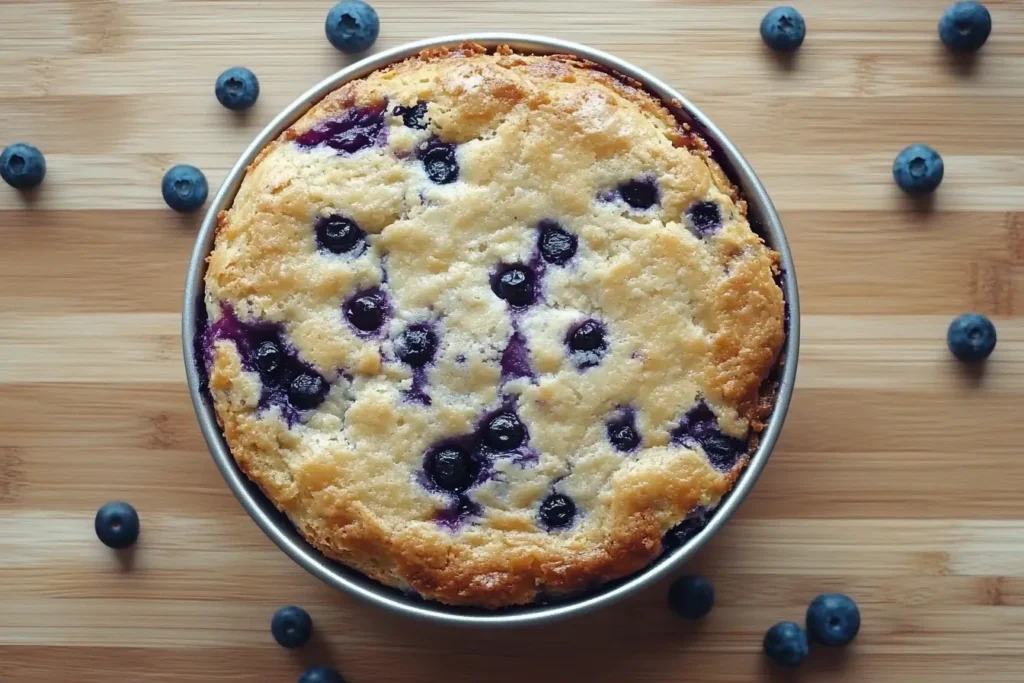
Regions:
[[203, 43, 785, 608]]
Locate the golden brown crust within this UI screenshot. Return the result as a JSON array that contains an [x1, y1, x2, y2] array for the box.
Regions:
[[202, 44, 785, 608]]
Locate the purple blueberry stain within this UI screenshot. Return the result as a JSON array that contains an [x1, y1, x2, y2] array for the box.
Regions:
[[606, 408, 640, 453], [344, 287, 389, 336], [500, 328, 534, 381], [686, 201, 722, 237], [315, 214, 367, 256], [393, 101, 428, 130], [671, 401, 746, 472], [566, 318, 608, 370], [537, 219, 578, 266], [417, 138, 458, 185], [435, 495, 481, 531], [617, 177, 660, 210], [295, 102, 388, 155]]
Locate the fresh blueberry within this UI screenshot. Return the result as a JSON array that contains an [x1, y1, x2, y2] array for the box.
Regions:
[[893, 144, 944, 195], [161, 164, 208, 212], [421, 142, 458, 184], [271, 605, 313, 649], [538, 220, 578, 265], [0, 143, 46, 189], [607, 415, 640, 452], [763, 621, 809, 667], [939, 2, 992, 53], [618, 178, 659, 210], [255, 341, 284, 381], [298, 666, 344, 683], [492, 266, 536, 308], [345, 290, 387, 332], [395, 325, 437, 367], [316, 215, 366, 255], [289, 372, 327, 410], [947, 313, 997, 362], [94, 501, 140, 549], [667, 575, 715, 620], [425, 447, 474, 493], [806, 593, 861, 647], [215, 67, 260, 111], [394, 102, 428, 129], [686, 201, 722, 237], [760, 6, 807, 52], [484, 412, 525, 452], [539, 493, 576, 530], [324, 0, 379, 54]]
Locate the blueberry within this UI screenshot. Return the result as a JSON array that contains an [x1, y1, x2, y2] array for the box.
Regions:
[[324, 0, 379, 54], [296, 106, 386, 155], [538, 220, 578, 265], [760, 6, 807, 52], [484, 412, 525, 451], [271, 605, 313, 649], [947, 313, 997, 362], [94, 501, 140, 549], [425, 447, 474, 493], [255, 341, 284, 380], [394, 102, 428, 129], [0, 143, 46, 189], [618, 178, 659, 210], [316, 215, 366, 255], [492, 266, 536, 308], [667, 575, 715, 620], [607, 416, 640, 452], [161, 164, 208, 213], [395, 325, 437, 367], [298, 666, 344, 683], [939, 2, 992, 53], [686, 201, 722, 237], [289, 372, 327, 410], [215, 67, 260, 111], [421, 142, 458, 184], [806, 593, 861, 647], [345, 290, 387, 332], [539, 493, 576, 530], [568, 319, 605, 352], [763, 621, 809, 667], [893, 144, 944, 195]]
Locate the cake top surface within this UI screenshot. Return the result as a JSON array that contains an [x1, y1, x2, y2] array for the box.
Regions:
[[201, 43, 785, 608]]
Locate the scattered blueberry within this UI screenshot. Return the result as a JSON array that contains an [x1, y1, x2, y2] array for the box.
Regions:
[[425, 447, 474, 493], [618, 178, 659, 210], [161, 164, 209, 212], [345, 290, 387, 332], [607, 414, 640, 452], [316, 215, 366, 255], [686, 201, 722, 237], [806, 593, 861, 647], [947, 313, 997, 362], [939, 2, 992, 53], [0, 143, 46, 189], [215, 67, 260, 111], [420, 142, 458, 184], [394, 102, 428, 129], [763, 621, 810, 667], [538, 220, 578, 265], [94, 501, 140, 549], [271, 605, 313, 649], [395, 325, 437, 367], [324, 0, 379, 54], [667, 575, 715, 620], [539, 493, 576, 530], [760, 6, 807, 52], [288, 372, 328, 410], [483, 412, 525, 452], [893, 144, 944, 195], [255, 341, 284, 381], [492, 266, 536, 308], [298, 666, 344, 683]]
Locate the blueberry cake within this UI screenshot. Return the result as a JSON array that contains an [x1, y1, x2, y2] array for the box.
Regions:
[[200, 43, 785, 608]]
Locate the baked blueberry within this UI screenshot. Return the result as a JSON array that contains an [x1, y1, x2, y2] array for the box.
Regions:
[[763, 621, 809, 667], [345, 290, 387, 332], [484, 412, 525, 452], [394, 102, 428, 129], [298, 665, 344, 683], [538, 220, 578, 265], [316, 215, 366, 255], [395, 325, 437, 367], [947, 313, 996, 362], [607, 414, 640, 452], [760, 6, 806, 52], [618, 178, 659, 210], [893, 144, 944, 195], [161, 164, 208, 212], [662, 513, 709, 550], [421, 142, 458, 184], [0, 143, 46, 189], [939, 2, 992, 53], [568, 319, 605, 352], [493, 266, 536, 308], [806, 593, 861, 647], [425, 447, 474, 493], [686, 201, 722, 237], [539, 493, 576, 530], [94, 501, 140, 549], [271, 605, 313, 649], [289, 372, 327, 410], [215, 67, 260, 111], [296, 106, 386, 155], [255, 341, 285, 380], [324, 0, 379, 54], [667, 574, 715, 620]]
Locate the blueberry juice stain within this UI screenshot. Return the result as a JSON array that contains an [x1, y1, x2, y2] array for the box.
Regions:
[[294, 102, 388, 155], [671, 401, 746, 472]]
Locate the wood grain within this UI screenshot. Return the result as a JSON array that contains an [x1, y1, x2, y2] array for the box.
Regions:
[[1, 1, 1022, 681]]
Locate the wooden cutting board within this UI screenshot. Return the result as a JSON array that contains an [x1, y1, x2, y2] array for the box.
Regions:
[[1, 1, 1022, 681]]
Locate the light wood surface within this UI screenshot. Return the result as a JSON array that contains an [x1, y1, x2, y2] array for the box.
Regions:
[[1, 1, 1023, 681]]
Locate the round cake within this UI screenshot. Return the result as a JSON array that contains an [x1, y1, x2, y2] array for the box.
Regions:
[[200, 43, 785, 608]]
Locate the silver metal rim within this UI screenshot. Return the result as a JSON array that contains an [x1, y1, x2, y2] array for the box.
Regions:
[[182, 33, 800, 627]]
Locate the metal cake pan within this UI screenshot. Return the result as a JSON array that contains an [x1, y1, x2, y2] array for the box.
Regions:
[[182, 33, 800, 627]]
